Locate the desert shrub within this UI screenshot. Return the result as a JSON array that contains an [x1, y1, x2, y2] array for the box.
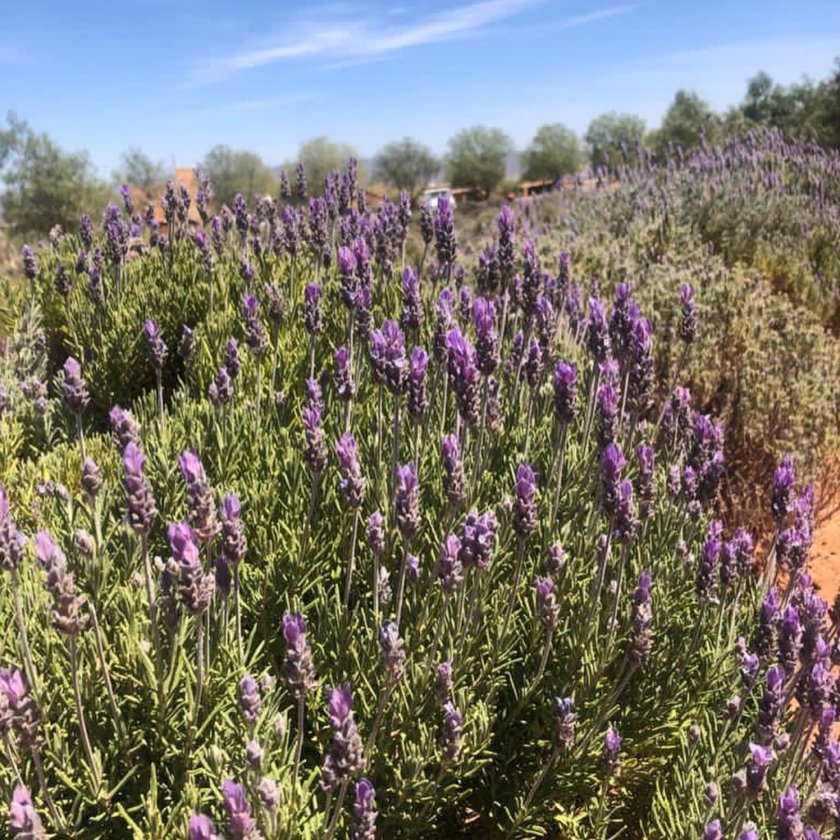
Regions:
[[0, 167, 833, 839]]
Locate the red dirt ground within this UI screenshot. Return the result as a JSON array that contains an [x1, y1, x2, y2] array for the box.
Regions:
[[810, 506, 840, 603]]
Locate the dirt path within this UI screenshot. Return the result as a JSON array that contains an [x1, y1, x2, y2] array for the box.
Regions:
[[810, 506, 840, 602]]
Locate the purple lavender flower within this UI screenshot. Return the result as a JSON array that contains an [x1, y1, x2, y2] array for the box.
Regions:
[[379, 620, 406, 682], [304, 284, 322, 335], [0, 668, 41, 750], [335, 346, 356, 402], [109, 405, 140, 451], [535, 576, 559, 631], [547, 543, 566, 577], [777, 786, 804, 840], [434, 199, 456, 276], [219, 493, 246, 590], [242, 295, 268, 358], [179, 451, 220, 544], [168, 522, 214, 615], [702, 820, 722, 840], [459, 509, 499, 571], [554, 697, 576, 751], [437, 534, 464, 595], [587, 297, 611, 363], [445, 327, 480, 425], [696, 520, 722, 603], [8, 784, 44, 839], [394, 463, 420, 542], [420, 202, 433, 247], [603, 726, 621, 775], [222, 779, 257, 840], [635, 444, 655, 520], [679, 283, 697, 344], [433, 289, 454, 363], [440, 701, 463, 761], [473, 297, 499, 375], [21, 245, 38, 280], [779, 605, 803, 675], [746, 743, 775, 797], [596, 381, 619, 451], [143, 319, 168, 368], [408, 347, 429, 420], [377, 320, 408, 395], [336, 432, 366, 508], [615, 480, 638, 544], [513, 463, 538, 538], [435, 661, 453, 703], [0, 485, 24, 572], [629, 570, 653, 665], [496, 205, 516, 284], [552, 361, 579, 425], [122, 442, 157, 535], [772, 454, 797, 527], [401, 267, 423, 331], [321, 685, 365, 792], [352, 778, 377, 840], [188, 813, 220, 840], [366, 512, 385, 558], [209, 366, 233, 406], [239, 675, 261, 728], [62, 356, 89, 415], [600, 443, 626, 519], [302, 405, 328, 474], [441, 434, 466, 510], [257, 778, 279, 815]]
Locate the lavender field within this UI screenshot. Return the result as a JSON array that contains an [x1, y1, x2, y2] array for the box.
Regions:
[[1, 132, 839, 839]]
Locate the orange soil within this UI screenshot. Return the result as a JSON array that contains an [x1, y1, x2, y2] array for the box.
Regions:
[[810, 506, 840, 603]]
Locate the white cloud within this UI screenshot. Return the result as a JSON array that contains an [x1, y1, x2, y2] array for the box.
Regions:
[[192, 0, 602, 83]]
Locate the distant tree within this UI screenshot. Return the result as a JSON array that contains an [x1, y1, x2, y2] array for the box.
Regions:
[[648, 90, 723, 158], [0, 112, 109, 238], [446, 126, 514, 197], [114, 147, 166, 199], [585, 112, 646, 169], [374, 138, 439, 196], [200, 145, 278, 208], [521, 123, 583, 182], [726, 72, 819, 138], [296, 136, 362, 196], [812, 59, 840, 148]]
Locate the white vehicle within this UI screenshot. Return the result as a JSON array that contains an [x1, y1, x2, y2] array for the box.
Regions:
[[421, 187, 456, 211]]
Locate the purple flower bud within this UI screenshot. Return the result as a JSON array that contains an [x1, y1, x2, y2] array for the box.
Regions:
[[321, 685, 365, 792], [459, 509, 499, 571], [547, 543, 566, 577], [434, 200, 456, 275], [496, 205, 516, 284], [282, 612, 316, 699], [336, 433, 366, 508], [600, 443, 626, 519], [679, 283, 697, 344], [122, 442, 157, 535], [437, 534, 464, 596], [408, 346, 429, 420], [772, 454, 797, 527], [304, 284, 322, 335], [703, 819, 722, 840], [334, 346, 356, 402], [303, 405, 328, 474], [553, 361, 579, 425], [445, 327, 480, 425], [440, 701, 463, 761], [245, 740, 263, 772], [587, 296, 611, 363], [143, 319, 168, 368], [629, 570, 653, 665], [513, 463, 538, 538], [379, 620, 406, 682], [168, 522, 214, 615], [352, 777, 377, 840], [222, 779, 257, 840], [435, 661, 453, 703], [441, 434, 467, 510], [777, 785, 804, 840], [603, 726, 621, 775], [554, 697, 576, 750], [9, 784, 44, 839], [535, 576, 559, 631], [188, 813, 220, 840], [0, 485, 25, 573], [746, 742, 775, 797], [473, 297, 499, 374], [401, 268, 423, 332], [257, 777, 279, 814], [61, 356, 89, 415], [239, 674, 261, 729], [366, 512, 385, 557], [394, 463, 420, 542]]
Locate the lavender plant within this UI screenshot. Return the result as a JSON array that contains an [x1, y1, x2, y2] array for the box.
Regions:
[[0, 153, 835, 839]]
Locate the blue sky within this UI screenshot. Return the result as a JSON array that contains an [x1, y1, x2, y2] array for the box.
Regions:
[[2, 0, 839, 176]]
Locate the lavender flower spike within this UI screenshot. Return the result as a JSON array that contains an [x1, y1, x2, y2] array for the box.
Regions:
[[513, 463, 538, 539], [352, 778, 377, 840], [321, 685, 365, 792], [189, 813, 221, 840], [282, 612, 316, 698], [221, 779, 258, 840], [394, 463, 420, 542], [8, 784, 45, 839]]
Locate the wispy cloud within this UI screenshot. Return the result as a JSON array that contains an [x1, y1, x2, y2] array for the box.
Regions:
[[192, 0, 547, 84]]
